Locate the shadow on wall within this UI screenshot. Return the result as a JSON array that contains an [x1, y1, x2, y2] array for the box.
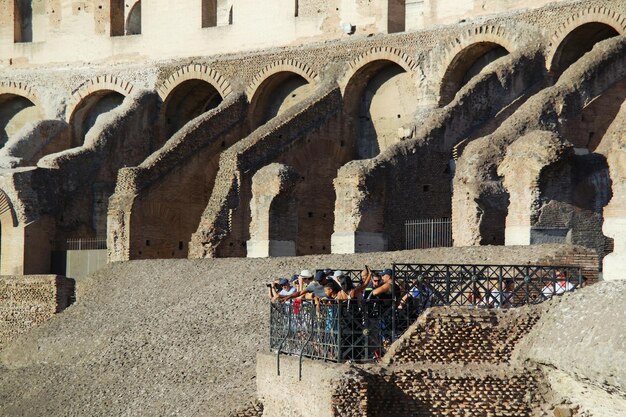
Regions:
[[249, 72, 313, 130], [69, 91, 125, 148], [551, 22, 620, 80], [0, 94, 42, 146], [159, 79, 223, 150]]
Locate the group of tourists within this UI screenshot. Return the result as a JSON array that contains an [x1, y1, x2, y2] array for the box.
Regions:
[[267, 267, 433, 309], [267, 267, 578, 309]]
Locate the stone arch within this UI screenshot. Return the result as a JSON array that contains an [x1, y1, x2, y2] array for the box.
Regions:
[[0, 189, 17, 274], [157, 65, 231, 143], [0, 82, 45, 145], [0, 81, 43, 111], [342, 51, 419, 159], [546, 7, 626, 77], [0, 189, 17, 228], [126, 0, 142, 35], [246, 60, 318, 101], [66, 77, 132, 147], [247, 60, 318, 128], [65, 76, 133, 122], [157, 64, 232, 102], [341, 46, 417, 93], [436, 26, 517, 106]]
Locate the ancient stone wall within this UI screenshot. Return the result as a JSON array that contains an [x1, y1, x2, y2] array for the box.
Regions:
[[0, 275, 74, 350], [385, 307, 540, 365], [0, 0, 569, 66]]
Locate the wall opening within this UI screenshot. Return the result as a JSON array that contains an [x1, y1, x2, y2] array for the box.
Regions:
[[388, 0, 406, 33], [551, 23, 619, 80], [126, 1, 142, 35], [344, 60, 418, 159], [542, 76, 626, 261], [202, 0, 217, 27], [110, 0, 125, 36], [14, 0, 33, 43], [69, 91, 125, 148], [161, 79, 223, 143], [439, 42, 509, 106], [249, 72, 313, 129], [0, 94, 42, 146]]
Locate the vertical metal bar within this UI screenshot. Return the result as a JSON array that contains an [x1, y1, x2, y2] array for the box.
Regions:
[[336, 303, 342, 362], [498, 266, 503, 308]]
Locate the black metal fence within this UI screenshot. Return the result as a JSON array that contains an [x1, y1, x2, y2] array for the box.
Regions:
[[271, 263, 584, 367]]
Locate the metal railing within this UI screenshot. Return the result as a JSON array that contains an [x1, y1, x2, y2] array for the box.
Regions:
[[271, 263, 584, 367], [404, 218, 452, 249], [65, 238, 107, 251], [270, 300, 394, 373]]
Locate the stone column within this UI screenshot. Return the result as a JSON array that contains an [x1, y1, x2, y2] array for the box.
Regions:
[[498, 131, 570, 245], [603, 143, 626, 281], [331, 162, 386, 254], [247, 163, 300, 258]]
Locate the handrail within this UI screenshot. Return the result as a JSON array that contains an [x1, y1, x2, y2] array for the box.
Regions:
[[270, 262, 588, 365]]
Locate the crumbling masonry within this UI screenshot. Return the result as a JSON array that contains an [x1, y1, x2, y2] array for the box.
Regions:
[[0, 0, 623, 279]]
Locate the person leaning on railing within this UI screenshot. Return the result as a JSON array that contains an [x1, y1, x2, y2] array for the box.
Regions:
[[541, 269, 575, 297], [267, 277, 297, 302], [366, 269, 400, 301], [282, 270, 327, 302], [335, 269, 373, 301]]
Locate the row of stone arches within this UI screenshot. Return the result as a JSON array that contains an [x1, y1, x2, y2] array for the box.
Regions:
[[0, 8, 624, 271]]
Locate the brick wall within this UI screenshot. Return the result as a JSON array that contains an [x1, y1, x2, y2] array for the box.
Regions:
[[0, 275, 74, 350], [386, 308, 540, 365]]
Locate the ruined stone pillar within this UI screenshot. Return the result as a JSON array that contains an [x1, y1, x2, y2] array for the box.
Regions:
[[603, 143, 626, 281], [331, 162, 386, 254], [246, 163, 300, 258], [498, 131, 570, 246]]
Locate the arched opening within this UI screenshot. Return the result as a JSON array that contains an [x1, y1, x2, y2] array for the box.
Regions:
[[388, 0, 406, 33], [13, 0, 33, 43], [126, 1, 141, 35], [551, 23, 620, 80], [0, 94, 42, 146], [439, 42, 509, 106], [344, 60, 418, 159], [202, 0, 217, 27], [249, 72, 314, 129], [546, 76, 626, 261], [69, 90, 125, 148], [162, 79, 223, 140]]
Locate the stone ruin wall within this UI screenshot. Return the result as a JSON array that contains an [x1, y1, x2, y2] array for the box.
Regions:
[[256, 280, 626, 417], [0, 0, 622, 278], [0, 275, 74, 350]]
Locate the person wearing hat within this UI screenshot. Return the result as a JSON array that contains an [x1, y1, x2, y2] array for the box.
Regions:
[[269, 277, 296, 302], [369, 268, 400, 300], [282, 269, 320, 301]]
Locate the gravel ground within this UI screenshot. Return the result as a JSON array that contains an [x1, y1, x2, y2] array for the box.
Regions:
[[0, 245, 593, 417]]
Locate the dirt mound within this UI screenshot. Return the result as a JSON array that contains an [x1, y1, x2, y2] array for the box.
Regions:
[[0, 245, 592, 417]]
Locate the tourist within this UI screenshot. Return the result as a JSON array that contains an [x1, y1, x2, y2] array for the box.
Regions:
[[363, 271, 383, 299], [541, 269, 575, 297], [337, 268, 373, 301], [267, 278, 296, 302], [323, 281, 342, 300], [398, 281, 433, 311], [368, 268, 401, 300]]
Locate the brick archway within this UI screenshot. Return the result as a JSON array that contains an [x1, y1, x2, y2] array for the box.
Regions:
[[546, 7, 626, 74], [65, 75, 134, 122], [341, 46, 417, 94], [0, 81, 44, 115], [246, 59, 319, 102], [434, 25, 521, 106], [157, 64, 232, 102]]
